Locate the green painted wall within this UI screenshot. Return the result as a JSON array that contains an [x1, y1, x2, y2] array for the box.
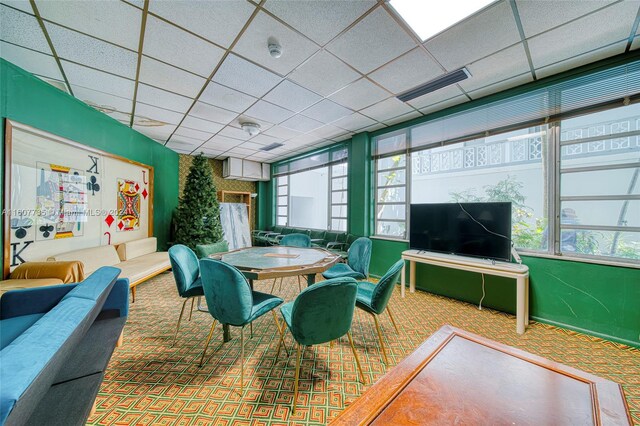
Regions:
[[348, 132, 370, 236], [368, 237, 639, 347], [0, 59, 179, 252]]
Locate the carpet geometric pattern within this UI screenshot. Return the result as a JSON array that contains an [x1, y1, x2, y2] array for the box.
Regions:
[[88, 272, 640, 425]]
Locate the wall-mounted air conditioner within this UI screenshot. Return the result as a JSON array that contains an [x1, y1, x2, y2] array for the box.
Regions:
[[222, 158, 270, 181]]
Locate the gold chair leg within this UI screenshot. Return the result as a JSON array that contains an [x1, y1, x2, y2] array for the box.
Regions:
[[373, 314, 389, 365], [131, 286, 136, 303], [297, 275, 302, 292], [188, 297, 195, 321], [239, 327, 245, 396], [293, 344, 303, 414], [347, 332, 366, 384], [387, 306, 399, 333], [272, 310, 289, 358], [278, 277, 283, 292], [199, 320, 217, 367], [270, 278, 278, 293], [172, 299, 188, 347]]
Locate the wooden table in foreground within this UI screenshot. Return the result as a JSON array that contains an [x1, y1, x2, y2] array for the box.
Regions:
[[331, 325, 631, 426]]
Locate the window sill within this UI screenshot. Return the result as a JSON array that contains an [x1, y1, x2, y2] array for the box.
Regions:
[[517, 250, 640, 269], [370, 235, 409, 243]]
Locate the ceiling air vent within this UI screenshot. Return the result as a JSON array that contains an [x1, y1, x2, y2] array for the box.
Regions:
[[260, 142, 284, 151], [397, 67, 471, 102]]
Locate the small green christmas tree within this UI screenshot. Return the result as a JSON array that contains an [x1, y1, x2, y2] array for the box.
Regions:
[[174, 154, 223, 250]]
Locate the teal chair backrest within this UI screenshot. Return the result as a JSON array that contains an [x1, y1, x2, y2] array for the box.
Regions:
[[370, 260, 404, 314], [280, 233, 311, 247], [195, 240, 229, 259], [290, 277, 358, 346], [199, 259, 253, 327], [347, 237, 372, 277], [168, 244, 200, 297]]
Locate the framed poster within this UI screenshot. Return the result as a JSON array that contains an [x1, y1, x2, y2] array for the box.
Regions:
[[3, 120, 154, 277]]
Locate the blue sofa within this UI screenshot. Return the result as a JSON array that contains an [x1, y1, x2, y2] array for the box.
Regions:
[[0, 266, 128, 426]]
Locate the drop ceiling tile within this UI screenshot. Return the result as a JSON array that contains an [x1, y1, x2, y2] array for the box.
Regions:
[[250, 133, 281, 145], [135, 102, 184, 125], [289, 50, 360, 96], [143, 15, 224, 78], [467, 73, 532, 100], [219, 125, 250, 140], [425, 1, 521, 70], [148, 0, 255, 48], [406, 85, 465, 110], [288, 132, 321, 146], [166, 138, 200, 152], [419, 95, 468, 116], [301, 99, 353, 124], [169, 133, 202, 146], [132, 123, 176, 141], [326, 6, 416, 74], [0, 41, 62, 80], [263, 125, 302, 140], [329, 78, 389, 111], [36, 0, 141, 50], [241, 141, 267, 150], [182, 115, 224, 134], [203, 135, 243, 151], [368, 47, 443, 94], [516, 0, 617, 38], [139, 56, 206, 98], [227, 146, 256, 156], [244, 100, 294, 124], [212, 54, 282, 98], [527, 2, 636, 70], [263, 79, 322, 113], [136, 83, 193, 113], [264, 0, 375, 46], [309, 124, 349, 140], [200, 148, 225, 158], [382, 110, 421, 126], [280, 114, 324, 133], [72, 85, 133, 114], [458, 44, 530, 92], [174, 125, 213, 141], [360, 98, 414, 122], [0, 5, 52, 53], [199, 81, 257, 113], [233, 11, 319, 75], [1, 0, 32, 14], [360, 122, 385, 132], [332, 112, 377, 131], [190, 101, 238, 125], [45, 22, 137, 78], [61, 60, 134, 98], [535, 41, 627, 79]]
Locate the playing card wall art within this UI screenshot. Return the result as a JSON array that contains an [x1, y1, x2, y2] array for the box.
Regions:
[[4, 121, 153, 276]]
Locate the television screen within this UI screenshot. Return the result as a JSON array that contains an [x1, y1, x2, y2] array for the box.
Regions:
[[409, 202, 512, 262]]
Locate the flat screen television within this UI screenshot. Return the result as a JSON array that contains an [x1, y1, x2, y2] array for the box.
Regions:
[[409, 202, 512, 262]]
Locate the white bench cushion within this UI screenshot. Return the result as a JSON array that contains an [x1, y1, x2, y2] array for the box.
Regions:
[[117, 252, 170, 285], [48, 246, 121, 275], [116, 237, 157, 261]]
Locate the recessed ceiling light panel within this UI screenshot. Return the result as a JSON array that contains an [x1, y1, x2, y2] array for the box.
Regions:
[[388, 0, 495, 41]]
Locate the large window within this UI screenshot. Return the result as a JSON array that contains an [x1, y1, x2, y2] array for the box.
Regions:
[[373, 102, 640, 264], [273, 146, 348, 232]]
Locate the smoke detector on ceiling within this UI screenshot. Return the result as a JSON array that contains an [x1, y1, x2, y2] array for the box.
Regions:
[[241, 121, 261, 137], [268, 37, 282, 58]]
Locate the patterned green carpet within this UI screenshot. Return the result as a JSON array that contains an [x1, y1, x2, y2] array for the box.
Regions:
[[88, 272, 640, 425]]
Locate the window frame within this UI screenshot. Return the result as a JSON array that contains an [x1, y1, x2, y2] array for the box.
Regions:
[[372, 105, 640, 267]]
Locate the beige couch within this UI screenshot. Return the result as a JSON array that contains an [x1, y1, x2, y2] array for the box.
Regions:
[[47, 237, 170, 302]]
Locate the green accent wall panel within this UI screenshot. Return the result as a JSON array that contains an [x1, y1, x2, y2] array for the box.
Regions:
[[348, 133, 369, 236], [0, 59, 179, 250]]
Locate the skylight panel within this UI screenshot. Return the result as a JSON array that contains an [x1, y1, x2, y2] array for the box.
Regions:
[[389, 0, 495, 41]]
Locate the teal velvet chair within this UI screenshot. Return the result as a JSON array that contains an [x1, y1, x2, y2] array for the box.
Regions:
[[199, 259, 285, 394], [272, 233, 311, 293], [280, 233, 311, 247], [277, 277, 365, 413], [168, 244, 204, 346], [322, 237, 372, 280], [355, 259, 404, 364]]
